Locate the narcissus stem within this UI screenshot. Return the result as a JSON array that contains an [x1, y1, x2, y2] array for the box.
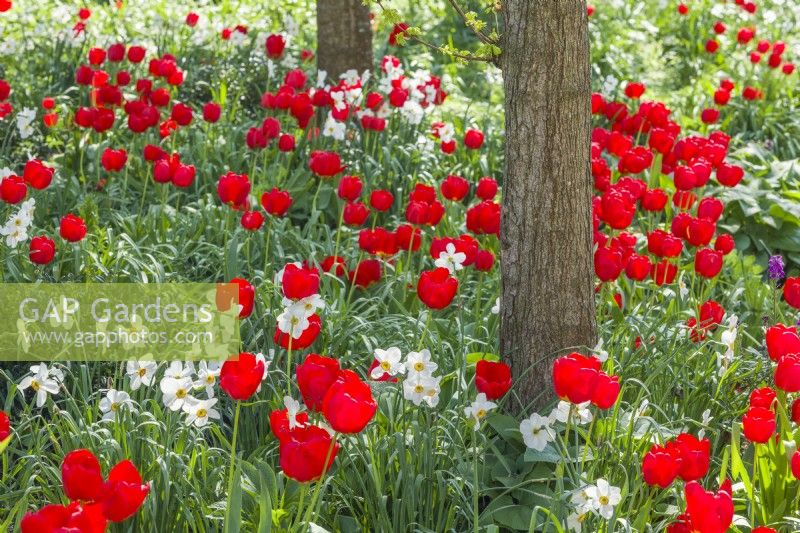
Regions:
[[224, 401, 242, 528]]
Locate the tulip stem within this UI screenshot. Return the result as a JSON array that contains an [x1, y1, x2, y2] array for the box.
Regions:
[[417, 312, 432, 351], [224, 401, 242, 528], [286, 338, 293, 397], [472, 436, 480, 533], [300, 434, 338, 529]]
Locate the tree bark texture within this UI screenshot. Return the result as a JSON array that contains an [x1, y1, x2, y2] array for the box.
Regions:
[[500, 0, 597, 413], [316, 0, 374, 80]]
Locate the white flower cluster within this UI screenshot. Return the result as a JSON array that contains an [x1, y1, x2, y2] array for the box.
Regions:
[[19, 363, 64, 407], [16, 107, 36, 139], [568, 478, 622, 531], [1, 197, 36, 248], [371, 347, 442, 408], [518, 398, 596, 453]]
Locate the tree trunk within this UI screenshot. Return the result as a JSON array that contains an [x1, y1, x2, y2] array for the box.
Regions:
[[316, 0, 374, 80], [500, 0, 596, 414]]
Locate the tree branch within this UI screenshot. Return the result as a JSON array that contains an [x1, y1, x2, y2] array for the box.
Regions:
[[445, 0, 499, 46]]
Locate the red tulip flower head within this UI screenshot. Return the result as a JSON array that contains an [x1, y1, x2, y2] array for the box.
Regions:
[[261, 188, 292, 217], [217, 172, 251, 209], [30, 236, 56, 264], [62, 449, 104, 501], [475, 360, 512, 400], [296, 354, 341, 411], [220, 352, 265, 400], [279, 424, 339, 482], [309, 150, 345, 177], [60, 214, 87, 242], [281, 263, 320, 300], [0, 410, 9, 441], [417, 267, 458, 309], [23, 159, 54, 190], [742, 406, 776, 443], [322, 369, 378, 433], [464, 128, 484, 149], [642, 444, 682, 488]]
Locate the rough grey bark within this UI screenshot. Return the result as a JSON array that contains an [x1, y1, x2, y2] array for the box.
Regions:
[[500, 0, 596, 413], [316, 0, 374, 80]]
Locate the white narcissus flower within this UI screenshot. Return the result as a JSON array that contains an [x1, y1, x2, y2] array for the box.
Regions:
[[126, 360, 157, 390], [99, 389, 132, 421], [464, 393, 497, 429], [183, 397, 220, 428], [519, 413, 556, 451], [585, 478, 621, 520], [16, 107, 36, 139], [491, 298, 500, 315], [566, 511, 589, 532], [19, 364, 60, 408], [405, 349, 437, 377], [164, 361, 195, 380], [371, 347, 405, 379], [322, 115, 345, 141], [282, 294, 325, 318], [277, 306, 310, 339], [160, 376, 194, 411], [195, 361, 221, 397], [403, 373, 441, 407], [434, 243, 466, 274], [550, 400, 593, 426], [284, 396, 305, 429]]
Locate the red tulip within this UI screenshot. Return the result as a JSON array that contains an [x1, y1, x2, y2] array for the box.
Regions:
[[202, 102, 221, 123], [60, 214, 87, 242], [716, 163, 743, 187], [475, 360, 512, 400], [625, 254, 651, 281], [465, 200, 501, 235], [792, 451, 800, 479], [241, 210, 264, 231], [270, 408, 310, 442], [370, 189, 394, 211], [695, 248, 723, 278], [100, 148, 128, 172], [712, 234, 734, 255], [321, 255, 347, 276], [594, 247, 624, 281], [474, 249, 495, 272], [0, 410, 8, 441], [775, 353, 800, 393], [642, 444, 682, 488], [296, 354, 341, 411], [784, 277, 800, 309], [274, 314, 321, 350], [23, 159, 54, 190], [440, 175, 469, 201], [592, 372, 620, 409], [220, 352, 265, 400], [229, 277, 254, 318], [309, 150, 345, 177], [261, 188, 292, 217], [668, 433, 710, 482], [279, 424, 338, 482], [651, 259, 677, 285], [552, 352, 602, 405], [322, 369, 377, 433], [0, 175, 27, 204], [265, 34, 286, 58], [749, 387, 776, 410], [29, 236, 56, 265], [742, 406, 776, 443], [62, 449, 104, 501], [417, 268, 458, 309], [343, 202, 370, 226], [683, 481, 733, 533], [641, 188, 668, 211], [217, 171, 251, 209], [337, 175, 363, 202], [475, 177, 498, 200], [101, 460, 150, 522], [349, 258, 382, 288], [281, 263, 320, 300], [766, 324, 800, 362], [464, 128, 484, 149], [22, 503, 106, 533], [625, 81, 646, 98]]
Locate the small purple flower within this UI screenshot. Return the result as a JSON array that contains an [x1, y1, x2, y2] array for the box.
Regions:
[[768, 255, 786, 281]]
